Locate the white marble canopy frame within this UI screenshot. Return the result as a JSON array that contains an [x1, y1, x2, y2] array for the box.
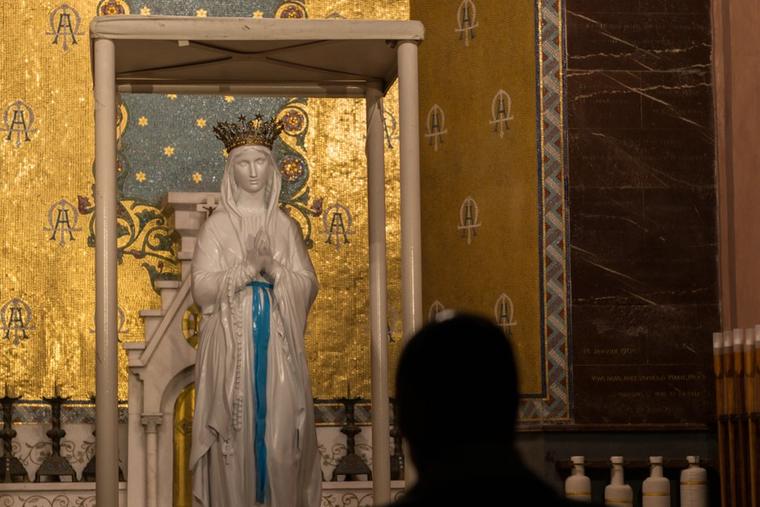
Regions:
[[89, 16, 424, 507]]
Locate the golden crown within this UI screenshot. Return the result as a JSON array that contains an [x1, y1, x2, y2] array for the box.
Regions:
[[213, 114, 284, 151]]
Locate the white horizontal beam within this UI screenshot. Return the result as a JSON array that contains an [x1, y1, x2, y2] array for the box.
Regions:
[[90, 17, 424, 43], [116, 82, 373, 97]]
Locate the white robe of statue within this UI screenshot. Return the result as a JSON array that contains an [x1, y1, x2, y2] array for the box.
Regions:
[[189, 143, 321, 507]]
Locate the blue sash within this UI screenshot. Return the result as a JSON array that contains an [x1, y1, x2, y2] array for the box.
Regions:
[[248, 281, 273, 504]]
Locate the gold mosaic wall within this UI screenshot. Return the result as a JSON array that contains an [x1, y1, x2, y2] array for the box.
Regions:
[[2, 0, 547, 404], [0, 0, 407, 402], [412, 0, 544, 394], [303, 0, 407, 400], [1, 0, 145, 402]]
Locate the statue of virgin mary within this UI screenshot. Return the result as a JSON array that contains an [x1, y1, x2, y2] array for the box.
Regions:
[[189, 115, 321, 507]]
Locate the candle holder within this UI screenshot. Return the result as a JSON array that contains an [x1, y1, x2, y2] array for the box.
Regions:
[[82, 395, 124, 482], [35, 386, 77, 482], [331, 394, 372, 481], [0, 388, 28, 482], [81, 446, 96, 481]]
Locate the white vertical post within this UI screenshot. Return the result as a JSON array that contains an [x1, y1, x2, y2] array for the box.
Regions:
[[398, 41, 423, 342], [142, 415, 162, 507], [126, 368, 145, 507], [366, 84, 391, 504], [398, 40, 422, 485], [94, 37, 119, 507]]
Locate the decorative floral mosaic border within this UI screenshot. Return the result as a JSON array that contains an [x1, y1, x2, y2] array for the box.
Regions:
[[517, 0, 570, 423]]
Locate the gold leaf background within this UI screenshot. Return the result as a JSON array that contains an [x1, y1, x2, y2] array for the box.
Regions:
[[1, 0, 545, 405]]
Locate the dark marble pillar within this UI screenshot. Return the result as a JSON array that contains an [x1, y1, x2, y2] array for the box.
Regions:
[[565, 0, 719, 424]]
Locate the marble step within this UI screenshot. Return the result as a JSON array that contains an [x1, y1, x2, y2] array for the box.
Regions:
[[139, 309, 164, 341], [155, 279, 181, 311], [178, 251, 193, 281]]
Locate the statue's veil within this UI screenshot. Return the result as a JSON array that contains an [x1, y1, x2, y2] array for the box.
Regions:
[[191, 143, 321, 507], [219, 144, 282, 255]]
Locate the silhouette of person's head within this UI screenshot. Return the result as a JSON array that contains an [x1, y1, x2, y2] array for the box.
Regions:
[[395, 313, 519, 475]]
